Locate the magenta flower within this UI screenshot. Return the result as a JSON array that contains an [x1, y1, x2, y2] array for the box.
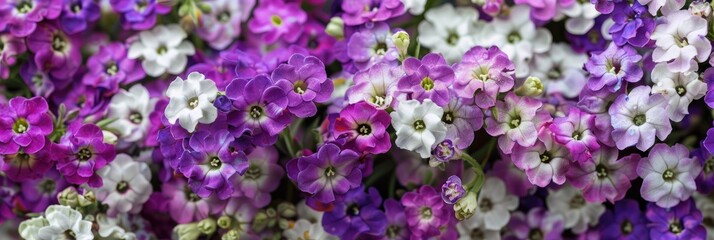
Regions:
[[638, 143, 702, 208], [550, 107, 600, 162], [82, 42, 145, 95], [55, 124, 116, 187], [333, 102, 392, 155], [514, 0, 574, 21], [584, 43, 643, 92], [0, 33, 26, 79], [0, 96, 53, 154], [441, 175, 465, 204], [27, 23, 81, 79], [646, 199, 706, 240], [346, 23, 399, 71], [485, 92, 551, 154], [247, 0, 306, 44], [1, 139, 53, 181], [340, 0, 405, 26], [609, 86, 671, 151], [273, 53, 334, 118], [110, 0, 171, 30], [225, 75, 292, 146], [453, 46, 515, 108], [401, 186, 449, 239], [512, 130, 571, 187], [231, 147, 283, 208], [287, 143, 362, 203], [0, 0, 61, 37], [567, 147, 640, 203], [397, 53, 454, 107], [442, 97, 483, 149]]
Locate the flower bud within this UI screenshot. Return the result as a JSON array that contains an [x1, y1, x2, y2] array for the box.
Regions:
[[689, 0, 712, 18], [441, 175, 466, 204], [58, 187, 79, 208], [102, 130, 118, 144], [326, 17, 344, 40], [431, 140, 456, 164], [252, 211, 269, 232], [213, 95, 233, 112], [392, 31, 410, 59], [217, 215, 233, 229], [198, 218, 217, 235], [173, 223, 201, 240], [277, 202, 297, 218], [515, 76, 544, 97], [221, 229, 240, 240], [454, 191, 477, 221], [78, 191, 95, 207]]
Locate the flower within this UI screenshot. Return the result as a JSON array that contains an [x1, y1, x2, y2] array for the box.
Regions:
[[0, 0, 61, 37], [512, 130, 571, 187], [346, 23, 400, 71], [247, 0, 306, 44], [598, 199, 648, 239], [546, 185, 606, 233], [18, 169, 68, 212], [650, 63, 707, 122], [402, 0, 426, 15], [110, 0, 171, 30], [463, 176, 518, 230], [273, 53, 333, 118], [550, 107, 600, 162], [609, 1, 655, 48], [161, 177, 226, 224], [693, 193, 714, 240], [646, 199, 706, 240], [514, 0, 572, 21], [59, 0, 100, 34], [508, 207, 565, 240], [397, 53, 455, 107], [609, 86, 671, 151], [345, 62, 403, 109], [322, 187, 387, 239], [692, 147, 714, 194], [333, 101, 392, 154], [284, 219, 338, 240], [383, 199, 410, 239], [340, 0, 405, 26], [55, 124, 116, 187], [128, 24, 196, 77], [33, 205, 93, 240], [584, 42, 643, 92], [401, 186, 449, 239], [27, 23, 81, 79], [164, 72, 219, 133], [557, 0, 600, 35], [1, 139, 53, 181], [0, 96, 53, 154], [453, 46, 515, 109], [638, 0, 685, 16], [441, 97, 483, 150], [453, 190, 477, 221], [232, 147, 283, 208], [82, 42, 145, 94], [567, 147, 640, 203], [390, 99, 447, 158], [531, 43, 588, 98], [651, 10, 711, 73], [196, 0, 254, 49], [441, 175, 465, 205], [0, 33, 26, 79], [94, 153, 152, 217], [485, 93, 550, 154], [417, 4, 480, 63], [106, 84, 157, 143], [287, 143, 361, 203], [225, 75, 291, 146], [638, 143, 702, 208]]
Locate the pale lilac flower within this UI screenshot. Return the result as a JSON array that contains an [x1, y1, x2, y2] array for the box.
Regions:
[[512, 130, 571, 187], [346, 23, 399, 71], [550, 107, 600, 162], [531, 43, 588, 98], [651, 10, 711, 73], [567, 147, 641, 203], [453, 46, 515, 109], [608, 86, 671, 151], [441, 97, 483, 150], [346, 62, 403, 110], [485, 93, 551, 154], [650, 63, 707, 122], [638, 143, 702, 208]]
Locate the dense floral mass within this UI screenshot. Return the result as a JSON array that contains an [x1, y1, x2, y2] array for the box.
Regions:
[[3, 0, 714, 239]]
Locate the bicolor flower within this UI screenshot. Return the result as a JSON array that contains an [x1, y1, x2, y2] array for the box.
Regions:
[[333, 102, 392, 155], [128, 24, 195, 77], [508, 208, 565, 240], [609, 86, 671, 151], [485, 93, 550, 154], [453, 46, 515, 109], [651, 10, 711, 73], [584, 42, 643, 92], [531, 43, 588, 98], [567, 147, 640, 203], [345, 62, 402, 110], [165, 72, 218, 133], [273, 53, 334, 118], [441, 175, 465, 205], [512, 130, 571, 187], [232, 147, 283, 208], [638, 143, 702, 208], [390, 99, 447, 158], [550, 107, 600, 162]]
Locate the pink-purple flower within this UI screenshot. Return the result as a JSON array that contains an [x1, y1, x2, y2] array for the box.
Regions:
[[550, 107, 600, 162], [397, 53, 455, 107], [273, 53, 334, 118], [340, 0, 405, 26], [638, 143, 702, 208], [485, 92, 551, 154], [333, 101, 392, 155], [0, 0, 61, 37], [512, 130, 571, 187], [453, 46, 515, 109], [567, 147, 640, 203], [0, 96, 53, 154], [55, 124, 116, 187], [247, 0, 307, 44], [287, 143, 362, 203]]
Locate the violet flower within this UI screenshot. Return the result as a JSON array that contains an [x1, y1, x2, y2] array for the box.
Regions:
[[82, 42, 145, 95], [397, 53, 455, 107], [345, 62, 403, 110], [609, 86, 671, 151], [340, 0, 405, 26], [287, 143, 362, 203], [1, 138, 53, 181], [512, 130, 571, 187], [485, 92, 551, 154], [550, 107, 600, 162], [609, 1, 655, 48], [584, 42, 642, 92], [567, 147, 640, 203], [383, 199, 410, 239], [453, 46, 515, 109], [18, 169, 67, 212], [231, 146, 283, 208], [225, 75, 291, 146], [441, 175, 465, 205], [273, 53, 334, 118], [638, 143, 702, 208], [0, 33, 26, 79], [0, 96, 53, 154], [645, 199, 706, 240], [691, 147, 714, 194], [195, 0, 254, 50], [59, 0, 100, 34], [27, 23, 81, 79], [346, 23, 399, 71], [333, 101, 392, 155], [401, 186, 449, 239], [508, 207, 565, 240], [247, 0, 306, 44], [598, 199, 647, 239], [322, 187, 387, 240], [160, 176, 226, 224], [110, 0, 171, 30], [55, 124, 116, 187], [0, 0, 61, 37]]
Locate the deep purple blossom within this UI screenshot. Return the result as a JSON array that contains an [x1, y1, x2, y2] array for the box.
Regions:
[[333, 102, 391, 155], [59, 0, 100, 34], [346, 23, 399, 71], [55, 124, 116, 187], [247, 0, 306, 44], [609, 1, 655, 48], [82, 42, 145, 95], [397, 53, 454, 107], [27, 23, 81, 79], [0, 97, 53, 154], [591, 0, 623, 14], [273, 53, 333, 118], [401, 186, 449, 239], [0, 0, 61, 37], [692, 147, 714, 194], [453, 46, 515, 109], [18, 169, 68, 212], [550, 107, 600, 162], [567, 147, 640, 203], [225, 75, 291, 146], [646, 199, 706, 240], [584, 42, 643, 92], [1, 138, 53, 181], [110, 0, 171, 30], [287, 143, 362, 203], [598, 199, 647, 239], [322, 187, 387, 240], [383, 199, 410, 239], [508, 207, 565, 240], [441, 175, 465, 204], [340, 0, 405, 26]]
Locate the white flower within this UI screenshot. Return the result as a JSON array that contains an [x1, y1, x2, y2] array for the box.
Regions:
[[456, 221, 501, 240], [297, 200, 322, 223], [556, 1, 600, 35], [651, 10, 711, 73], [19, 217, 48, 240], [418, 4, 482, 63], [650, 63, 707, 122], [106, 84, 157, 142], [97, 214, 138, 240], [390, 99, 447, 158], [94, 153, 153, 217], [36, 205, 94, 240], [638, 0, 686, 16], [401, 0, 427, 15], [465, 176, 518, 230], [283, 219, 338, 240], [484, 5, 553, 78], [165, 72, 218, 132], [694, 192, 714, 240], [128, 24, 196, 77], [531, 43, 588, 98], [546, 185, 605, 234]]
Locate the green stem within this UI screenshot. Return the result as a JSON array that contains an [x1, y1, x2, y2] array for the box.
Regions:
[[481, 138, 497, 166], [460, 153, 481, 169], [282, 131, 296, 158]]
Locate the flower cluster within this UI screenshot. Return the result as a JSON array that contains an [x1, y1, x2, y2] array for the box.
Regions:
[[2, 0, 714, 239]]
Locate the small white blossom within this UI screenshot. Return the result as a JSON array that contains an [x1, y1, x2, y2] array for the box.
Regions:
[[283, 219, 338, 240], [546, 185, 605, 234], [390, 99, 447, 158], [418, 4, 482, 63], [106, 84, 157, 142], [94, 153, 153, 217], [463, 176, 518, 230], [638, 0, 686, 16], [650, 63, 707, 122], [128, 24, 196, 77], [165, 72, 219, 132], [556, 1, 600, 35], [401, 0, 427, 15], [32, 205, 94, 240], [531, 43, 588, 98]]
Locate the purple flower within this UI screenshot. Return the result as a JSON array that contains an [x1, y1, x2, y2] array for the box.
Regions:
[[441, 96, 483, 150], [295, 20, 337, 64], [273, 53, 333, 118], [441, 175, 465, 204], [609, 1, 655, 48], [550, 107, 600, 162], [692, 147, 714, 194], [431, 140, 456, 163], [247, 0, 306, 44], [598, 199, 647, 239], [346, 23, 399, 71], [489, 157, 535, 197], [333, 101, 391, 155], [0, 0, 61, 37], [226, 75, 291, 146], [508, 207, 565, 240], [322, 187, 387, 240], [55, 124, 116, 187], [703, 67, 714, 109], [27, 23, 81, 79], [0, 97, 53, 154], [566, 15, 609, 53], [591, 0, 623, 14], [584, 42, 643, 92], [397, 53, 454, 107], [638, 143, 702, 208], [578, 85, 627, 147], [567, 147, 640, 203], [287, 143, 362, 203], [646, 199, 706, 240], [401, 186, 449, 239], [19, 169, 68, 212], [345, 62, 403, 109], [383, 199, 410, 239], [1, 138, 53, 181], [609, 86, 671, 151], [161, 176, 226, 224], [453, 46, 515, 109], [0, 33, 26, 79], [59, 0, 100, 34], [110, 0, 171, 30], [82, 42, 145, 95], [231, 147, 283, 208], [340, 0, 405, 26], [485, 92, 551, 154], [20, 62, 58, 98], [512, 130, 571, 187]]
